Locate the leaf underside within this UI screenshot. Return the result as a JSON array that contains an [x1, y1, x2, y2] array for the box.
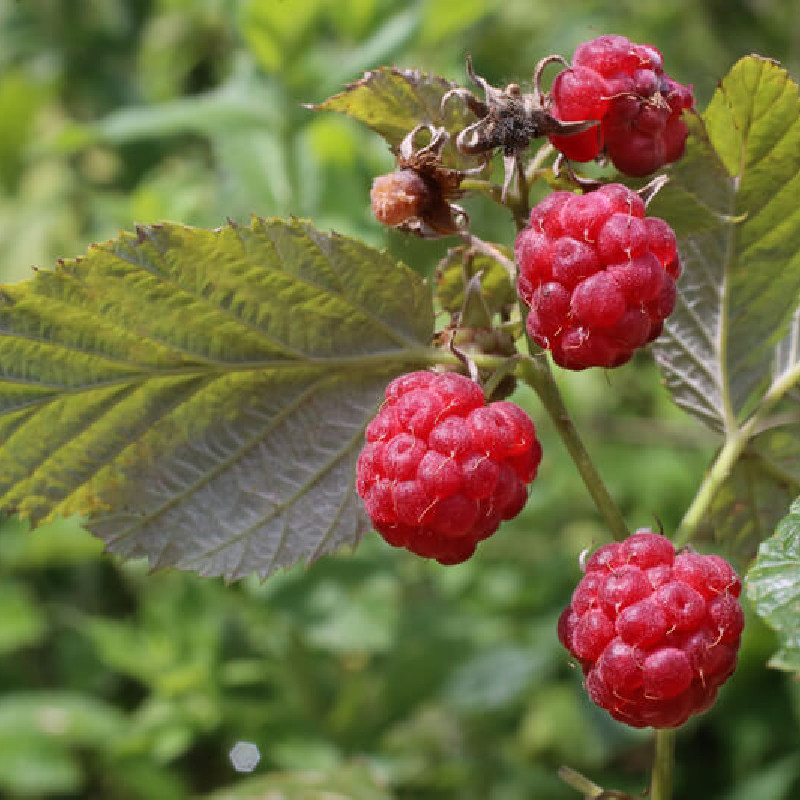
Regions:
[[311, 66, 479, 169], [746, 496, 800, 671], [705, 310, 800, 556], [0, 219, 435, 580], [704, 412, 800, 560], [653, 56, 800, 433]]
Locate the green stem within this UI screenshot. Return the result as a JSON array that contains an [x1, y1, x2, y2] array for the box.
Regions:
[[649, 729, 676, 800], [460, 178, 504, 206], [513, 153, 531, 227], [518, 351, 629, 542], [673, 430, 748, 548], [558, 766, 604, 797], [504, 164, 628, 543], [674, 350, 800, 547]]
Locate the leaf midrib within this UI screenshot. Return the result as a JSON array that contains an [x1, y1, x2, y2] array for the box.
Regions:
[[0, 347, 434, 415]]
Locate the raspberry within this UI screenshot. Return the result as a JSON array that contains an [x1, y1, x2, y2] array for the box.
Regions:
[[548, 35, 694, 176], [356, 371, 542, 564], [371, 170, 432, 226], [516, 184, 679, 369], [558, 530, 743, 728]]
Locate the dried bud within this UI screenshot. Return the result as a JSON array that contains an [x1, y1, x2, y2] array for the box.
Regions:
[[371, 169, 433, 227], [370, 125, 481, 238]]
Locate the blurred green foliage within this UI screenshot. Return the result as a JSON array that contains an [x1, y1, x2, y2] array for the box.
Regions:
[[1, 0, 799, 796]]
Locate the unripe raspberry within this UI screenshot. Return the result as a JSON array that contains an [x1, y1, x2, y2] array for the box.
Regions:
[[548, 35, 694, 176], [516, 184, 679, 369], [371, 170, 432, 226], [356, 371, 542, 564], [558, 530, 743, 728]]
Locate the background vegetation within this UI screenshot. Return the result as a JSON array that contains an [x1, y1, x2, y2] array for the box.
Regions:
[[0, 0, 799, 797]]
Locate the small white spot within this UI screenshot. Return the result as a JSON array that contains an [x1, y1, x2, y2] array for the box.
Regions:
[[230, 741, 261, 773]]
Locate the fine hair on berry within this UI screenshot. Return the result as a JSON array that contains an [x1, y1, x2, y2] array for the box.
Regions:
[[356, 371, 542, 565], [548, 34, 694, 176], [558, 530, 743, 728], [515, 183, 679, 369]]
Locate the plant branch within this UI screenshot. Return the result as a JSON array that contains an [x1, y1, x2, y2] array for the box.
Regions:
[[460, 232, 516, 282], [558, 766, 636, 799], [674, 430, 747, 548], [460, 178, 504, 206], [503, 171, 628, 543], [558, 766, 605, 797], [675, 359, 800, 547], [517, 350, 630, 542], [649, 729, 676, 800]]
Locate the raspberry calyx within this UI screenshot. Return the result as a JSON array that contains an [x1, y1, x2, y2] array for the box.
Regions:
[[558, 530, 743, 728], [356, 371, 542, 564]]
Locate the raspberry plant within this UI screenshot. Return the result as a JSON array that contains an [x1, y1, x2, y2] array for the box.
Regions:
[[1, 35, 800, 799]]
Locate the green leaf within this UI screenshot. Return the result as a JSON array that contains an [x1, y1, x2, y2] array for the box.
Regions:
[[0, 735, 82, 796], [0, 691, 125, 746], [304, 573, 400, 654], [435, 244, 516, 316], [310, 66, 479, 168], [204, 763, 390, 800], [746, 495, 800, 670], [705, 403, 800, 556], [0, 71, 50, 190], [320, 8, 421, 94], [0, 580, 47, 654], [723, 755, 800, 800], [0, 219, 435, 580], [442, 645, 553, 712], [653, 57, 800, 432], [72, 70, 281, 149], [0, 515, 102, 567], [240, 0, 326, 74]]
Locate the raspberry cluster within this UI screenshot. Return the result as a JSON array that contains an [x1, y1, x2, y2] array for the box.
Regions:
[[548, 34, 694, 177], [356, 371, 542, 564], [516, 183, 679, 369], [558, 531, 743, 729]]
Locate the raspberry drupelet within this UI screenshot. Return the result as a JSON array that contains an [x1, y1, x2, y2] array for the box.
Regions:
[[356, 371, 542, 564], [558, 530, 743, 728], [516, 183, 680, 369]]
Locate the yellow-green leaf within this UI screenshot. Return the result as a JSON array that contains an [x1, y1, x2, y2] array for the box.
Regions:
[[0, 219, 435, 580], [653, 57, 800, 431], [311, 66, 479, 168]]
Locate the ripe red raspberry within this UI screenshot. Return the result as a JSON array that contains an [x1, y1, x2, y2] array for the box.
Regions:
[[558, 531, 743, 729], [356, 371, 542, 564], [515, 184, 679, 369], [548, 35, 694, 176]]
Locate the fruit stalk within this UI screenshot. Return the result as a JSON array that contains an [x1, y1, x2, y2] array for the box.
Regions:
[[649, 728, 676, 800], [517, 345, 629, 542], [509, 176, 629, 541]]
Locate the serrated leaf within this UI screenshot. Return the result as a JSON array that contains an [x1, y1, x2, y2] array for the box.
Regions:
[[310, 67, 479, 168], [436, 245, 516, 316], [0, 219, 435, 580], [653, 57, 800, 432], [746, 495, 800, 671]]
